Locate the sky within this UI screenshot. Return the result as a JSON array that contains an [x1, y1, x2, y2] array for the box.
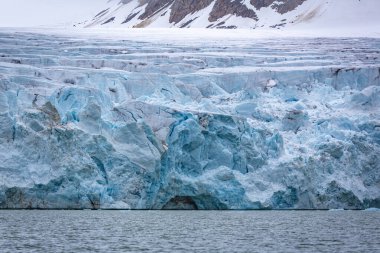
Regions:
[[0, 0, 109, 27]]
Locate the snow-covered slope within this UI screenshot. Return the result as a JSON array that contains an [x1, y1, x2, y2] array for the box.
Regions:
[[83, 0, 380, 32], [1, 0, 379, 36]]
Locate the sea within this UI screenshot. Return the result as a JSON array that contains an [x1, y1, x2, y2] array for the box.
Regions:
[[0, 210, 379, 252]]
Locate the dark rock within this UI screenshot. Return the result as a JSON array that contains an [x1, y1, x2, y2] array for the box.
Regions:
[[170, 0, 213, 24], [209, 0, 258, 22]]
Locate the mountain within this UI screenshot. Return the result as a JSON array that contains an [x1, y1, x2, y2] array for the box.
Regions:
[[1, 0, 379, 34], [83, 0, 380, 30]]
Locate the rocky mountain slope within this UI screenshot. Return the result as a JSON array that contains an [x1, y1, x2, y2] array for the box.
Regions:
[[1, 0, 379, 35], [83, 0, 380, 30]]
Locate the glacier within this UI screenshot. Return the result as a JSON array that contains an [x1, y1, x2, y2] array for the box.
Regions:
[[0, 31, 379, 209]]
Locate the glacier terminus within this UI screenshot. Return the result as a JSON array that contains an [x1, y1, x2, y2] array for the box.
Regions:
[[0, 31, 379, 210]]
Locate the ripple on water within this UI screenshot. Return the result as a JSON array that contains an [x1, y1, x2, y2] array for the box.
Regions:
[[0, 210, 379, 253]]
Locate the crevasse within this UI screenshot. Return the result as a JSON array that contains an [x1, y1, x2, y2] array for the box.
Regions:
[[0, 33, 379, 209]]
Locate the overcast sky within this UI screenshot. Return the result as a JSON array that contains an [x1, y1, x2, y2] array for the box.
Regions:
[[0, 0, 109, 27]]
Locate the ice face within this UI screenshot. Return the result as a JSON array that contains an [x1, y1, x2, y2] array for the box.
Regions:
[[0, 32, 379, 209]]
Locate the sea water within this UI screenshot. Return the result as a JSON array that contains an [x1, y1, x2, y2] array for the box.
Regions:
[[0, 210, 379, 252]]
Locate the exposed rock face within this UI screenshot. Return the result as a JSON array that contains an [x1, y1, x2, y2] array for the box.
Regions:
[[209, 0, 258, 22], [250, 0, 306, 14], [169, 0, 213, 24], [0, 33, 379, 210], [271, 0, 307, 14], [84, 0, 311, 28], [250, 0, 275, 9], [138, 0, 173, 20]]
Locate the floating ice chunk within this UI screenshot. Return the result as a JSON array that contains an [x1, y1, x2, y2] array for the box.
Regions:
[[266, 79, 277, 88], [363, 208, 380, 212]]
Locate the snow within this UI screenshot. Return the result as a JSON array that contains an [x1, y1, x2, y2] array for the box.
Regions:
[[79, 0, 380, 37], [0, 30, 379, 209], [1, 0, 379, 37], [86, 1, 145, 28], [285, 0, 380, 37]]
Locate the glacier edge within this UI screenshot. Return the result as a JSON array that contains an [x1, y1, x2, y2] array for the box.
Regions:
[[0, 32, 379, 210]]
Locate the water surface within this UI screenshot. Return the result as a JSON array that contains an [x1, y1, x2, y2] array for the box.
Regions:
[[0, 210, 379, 252]]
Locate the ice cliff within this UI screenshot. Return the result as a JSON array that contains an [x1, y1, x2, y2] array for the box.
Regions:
[[0, 32, 379, 209]]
